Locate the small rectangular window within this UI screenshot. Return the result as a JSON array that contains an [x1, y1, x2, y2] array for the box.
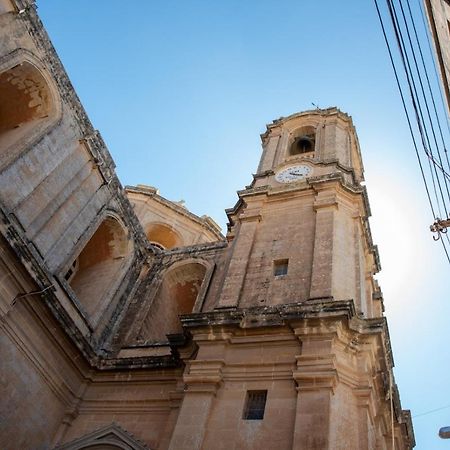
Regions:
[[64, 259, 78, 282], [273, 259, 289, 277], [243, 390, 267, 420]]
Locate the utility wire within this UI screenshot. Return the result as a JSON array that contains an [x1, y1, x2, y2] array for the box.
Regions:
[[373, 0, 436, 219], [413, 403, 450, 419], [374, 0, 450, 263], [387, 0, 445, 219], [397, 0, 450, 213], [392, 0, 450, 262], [389, 0, 450, 185], [417, 0, 450, 223], [409, 0, 450, 178]]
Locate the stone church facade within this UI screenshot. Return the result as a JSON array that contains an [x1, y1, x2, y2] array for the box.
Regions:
[[0, 1, 414, 449]]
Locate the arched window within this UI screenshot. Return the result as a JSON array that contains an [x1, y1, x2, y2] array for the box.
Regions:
[[145, 223, 183, 249], [67, 216, 132, 325], [140, 261, 208, 341], [0, 60, 58, 169], [289, 126, 316, 156]]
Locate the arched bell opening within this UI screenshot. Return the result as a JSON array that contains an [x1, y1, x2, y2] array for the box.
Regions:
[[0, 61, 58, 168], [67, 216, 132, 325], [289, 125, 316, 156], [145, 222, 183, 249], [140, 261, 209, 341]]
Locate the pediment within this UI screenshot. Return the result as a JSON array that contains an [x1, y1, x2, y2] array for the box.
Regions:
[[54, 423, 151, 450]]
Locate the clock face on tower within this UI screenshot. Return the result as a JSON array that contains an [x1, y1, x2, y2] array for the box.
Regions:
[[275, 165, 312, 183]]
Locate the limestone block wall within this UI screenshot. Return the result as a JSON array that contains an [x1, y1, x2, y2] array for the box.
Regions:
[[0, 4, 150, 343], [215, 181, 378, 316], [0, 10, 106, 271], [59, 369, 183, 450], [237, 191, 316, 307], [0, 235, 86, 450], [425, 0, 450, 115], [331, 199, 359, 300], [0, 3, 147, 271], [169, 328, 300, 450], [172, 305, 414, 450]]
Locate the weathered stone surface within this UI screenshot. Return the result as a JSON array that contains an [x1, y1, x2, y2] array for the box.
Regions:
[[0, 2, 413, 450]]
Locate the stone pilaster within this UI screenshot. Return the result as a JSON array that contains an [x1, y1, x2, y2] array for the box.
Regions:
[[309, 189, 337, 299], [257, 128, 281, 173], [354, 387, 375, 450], [167, 360, 223, 450], [217, 199, 263, 308], [292, 355, 338, 449]]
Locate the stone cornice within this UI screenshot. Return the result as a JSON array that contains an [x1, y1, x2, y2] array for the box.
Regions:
[[161, 240, 227, 257], [180, 298, 394, 368], [182, 298, 353, 328], [262, 107, 353, 136]]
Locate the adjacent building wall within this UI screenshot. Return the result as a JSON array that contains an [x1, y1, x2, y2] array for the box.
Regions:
[[425, 0, 450, 115]]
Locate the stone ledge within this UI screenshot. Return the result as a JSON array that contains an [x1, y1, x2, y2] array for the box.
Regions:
[[180, 298, 356, 329]]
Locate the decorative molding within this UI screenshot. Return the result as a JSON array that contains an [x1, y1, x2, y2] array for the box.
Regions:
[[55, 423, 151, 450]]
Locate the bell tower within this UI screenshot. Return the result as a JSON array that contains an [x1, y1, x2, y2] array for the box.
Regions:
[[218, 107, 380, 318], [0, 2, 413, 446], [257, 107, 364, 183], [170, 109, 414, 450]]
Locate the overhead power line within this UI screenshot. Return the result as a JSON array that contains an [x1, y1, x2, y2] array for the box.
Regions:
[[373, 0, 450, 264]]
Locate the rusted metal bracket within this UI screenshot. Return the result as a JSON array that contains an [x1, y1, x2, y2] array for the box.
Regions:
[[430, 218, 450, 240]]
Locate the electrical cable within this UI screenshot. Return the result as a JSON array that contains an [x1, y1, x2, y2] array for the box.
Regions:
[[390, 0, 450, 260], [398, 0, 450, 213], [375, 0, 450, 263], [373, 0, 437, 219], [12, 284, 54, 306], [413, 403, 450, 419], [416, 0, 450, 154], [387, 0, 446, 219], [409, 0, 450, 179], [389, 0, 450, 186], [397, 0, 450, 212], [441, 233, 450, 263]]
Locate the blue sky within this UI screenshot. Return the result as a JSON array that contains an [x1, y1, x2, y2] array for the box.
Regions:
[[38, 1, 450, 447]]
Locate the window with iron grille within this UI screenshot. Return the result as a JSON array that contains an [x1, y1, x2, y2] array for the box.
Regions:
[[243, 390, 267, 420], [273, 259, 289, 277]]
